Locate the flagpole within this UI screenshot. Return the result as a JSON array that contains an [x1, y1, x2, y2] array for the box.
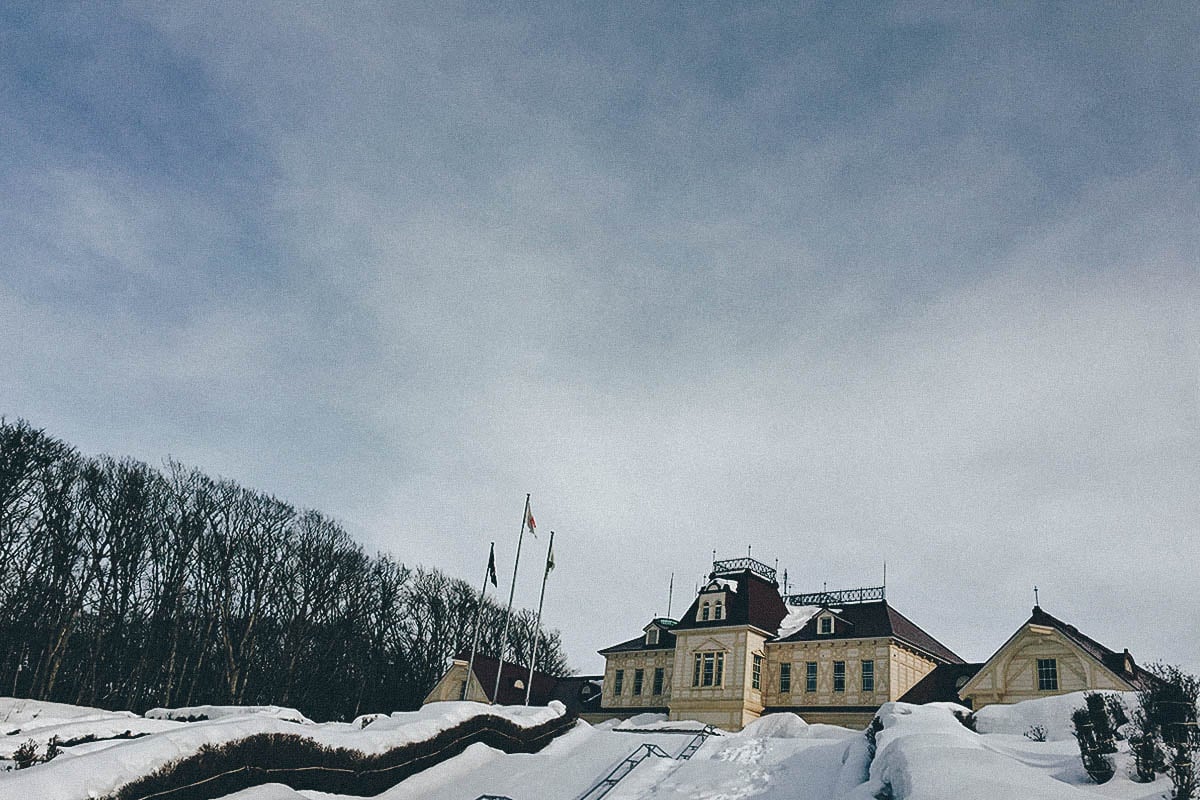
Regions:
[[525, 529, 554, 705], [463, 543, 494, 701], [667, 572, 674, 619], [493, 494, 530, 704]]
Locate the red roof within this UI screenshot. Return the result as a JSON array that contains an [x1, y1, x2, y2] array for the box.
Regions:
[[454, 651, 560, 706]]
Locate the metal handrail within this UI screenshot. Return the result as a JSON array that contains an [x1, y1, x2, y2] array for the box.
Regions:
[[579, 725, 720, 800]]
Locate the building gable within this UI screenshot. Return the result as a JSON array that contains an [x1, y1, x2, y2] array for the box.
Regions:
[[959, 607, 1141, 705], [682, 635, 731, 653]]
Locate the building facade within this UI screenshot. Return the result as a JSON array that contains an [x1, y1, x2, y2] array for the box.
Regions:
[[597, 557, 964, 730]]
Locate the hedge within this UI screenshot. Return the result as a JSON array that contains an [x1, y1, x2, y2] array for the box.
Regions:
[[106, 709, 577, 800]]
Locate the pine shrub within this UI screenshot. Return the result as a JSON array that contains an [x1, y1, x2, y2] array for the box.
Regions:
[[1072, 706, 1114, 783], [12, 740, 39, 770], [1085, 692, 1117, 754]]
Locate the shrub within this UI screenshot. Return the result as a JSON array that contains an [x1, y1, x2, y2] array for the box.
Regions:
[[13, 740, 39, 770], [1085, 693, 1117, 754], [43, 736, 61, 763], [105, 709, 576, 800], [1136, 663, 1200, 800], [1129, 733, 1161, 782], [1138, 663, 1199, 746], [1072, 706, 1114, 783], [1168, 746, 1199, 800], [865, 716, 884, 761], [1023, 724, 1047, 742], [1105, 694, 1130, 735]]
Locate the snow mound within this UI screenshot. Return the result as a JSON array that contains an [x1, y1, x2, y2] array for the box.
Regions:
[[0, 698, 133, 729], [0, 698, 181, 759], [613, 713, 672, 729], [973, 691, 1138, 742], [850, 702, 1109, 800], [210, 784, 308, 799], [739, 711, 810, 739], [145, 705, 313, 724]]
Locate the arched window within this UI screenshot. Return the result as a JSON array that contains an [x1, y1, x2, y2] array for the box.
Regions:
[[701, 601, 710, 621], [714, 599, 723, 620]]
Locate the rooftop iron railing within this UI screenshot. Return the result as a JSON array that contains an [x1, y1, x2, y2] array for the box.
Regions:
[[784, 586, 885, 606], [710, 557, 776, 582]]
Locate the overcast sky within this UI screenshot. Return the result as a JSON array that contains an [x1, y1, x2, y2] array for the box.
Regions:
[[2, 3, 1197, 676]]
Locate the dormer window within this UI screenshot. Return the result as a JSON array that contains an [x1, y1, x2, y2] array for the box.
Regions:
[[819, 615, 834, 635], [696, 580, 731, 623], [646, 627, 660, 645]]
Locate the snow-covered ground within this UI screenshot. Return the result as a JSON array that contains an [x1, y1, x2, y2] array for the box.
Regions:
[[0, 699, 561, 799], [0, 698, 184, 761], [0, 695, 1179, 800]]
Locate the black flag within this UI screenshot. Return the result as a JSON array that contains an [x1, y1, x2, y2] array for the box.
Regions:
[[487, 543, 498, 587]]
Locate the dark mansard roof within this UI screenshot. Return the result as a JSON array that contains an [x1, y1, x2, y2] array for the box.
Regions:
[[597, 623, 677, 655], [670, 569, 790, 635]]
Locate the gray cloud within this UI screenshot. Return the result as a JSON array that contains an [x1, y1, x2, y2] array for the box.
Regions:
[[2, 2, 1196, 674]]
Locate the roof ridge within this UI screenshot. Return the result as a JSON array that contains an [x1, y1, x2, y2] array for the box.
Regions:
[[885, 603, 965, 664], [1030, 606, 1119, 659]]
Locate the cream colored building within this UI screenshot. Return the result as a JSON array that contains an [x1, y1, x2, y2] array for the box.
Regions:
[[598, 557, 964, 730], [957, 605, 1153, 708]]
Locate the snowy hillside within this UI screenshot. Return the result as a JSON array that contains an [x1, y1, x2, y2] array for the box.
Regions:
[[0, 695, 1176, 800]]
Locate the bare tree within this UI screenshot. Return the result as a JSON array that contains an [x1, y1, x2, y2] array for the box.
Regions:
[[0, 418, 572, 719]]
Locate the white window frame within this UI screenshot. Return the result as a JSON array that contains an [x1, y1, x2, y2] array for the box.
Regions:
[[693, 651, 725, 687], [1037, 658, 1059, 691]]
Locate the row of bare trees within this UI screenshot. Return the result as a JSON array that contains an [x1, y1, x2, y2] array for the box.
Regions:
[[0, 418, 569, 721]]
